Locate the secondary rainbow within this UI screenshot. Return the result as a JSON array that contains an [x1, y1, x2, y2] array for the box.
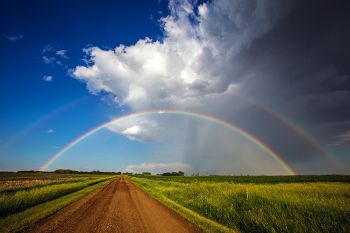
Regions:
[[234, 94, 344, 171], [0, 96, 89, 157], [38, 110, 297, 175]]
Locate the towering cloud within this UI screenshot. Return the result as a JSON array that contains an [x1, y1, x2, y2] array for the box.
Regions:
[[73, 0, 350, 174], [74, 0, 288, 111]]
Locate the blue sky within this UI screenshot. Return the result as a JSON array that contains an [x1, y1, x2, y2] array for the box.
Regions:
[[1, 0, 349, 174], [0, 0, 168, 171]]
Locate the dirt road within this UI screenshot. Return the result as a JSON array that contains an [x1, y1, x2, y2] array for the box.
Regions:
[[26, 177, 201, 233]]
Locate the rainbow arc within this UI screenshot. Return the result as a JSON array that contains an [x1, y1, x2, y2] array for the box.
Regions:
[[38, 110, 297, 175]]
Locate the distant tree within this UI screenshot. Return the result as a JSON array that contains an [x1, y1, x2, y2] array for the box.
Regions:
[[161, 171, 184, 176], [54, 169, 79, 174], [142, 172, 151, 175]]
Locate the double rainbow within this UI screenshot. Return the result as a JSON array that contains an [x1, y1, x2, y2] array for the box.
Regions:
[[38, 109, 297, 175]]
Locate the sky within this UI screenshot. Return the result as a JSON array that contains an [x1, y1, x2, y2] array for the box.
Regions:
[[0, 0, 349, 175]]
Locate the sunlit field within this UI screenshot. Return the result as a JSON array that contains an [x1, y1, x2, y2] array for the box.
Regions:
[[1, 0, 350, 232], [131, 175, 350, 233], [0, 172, 115, 233]]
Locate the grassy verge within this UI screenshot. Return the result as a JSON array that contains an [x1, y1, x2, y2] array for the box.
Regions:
[[129, 177, 236, 233], [0, 178, 113, 233], [0, 176, 113, 217], [130, 176, 350, 233]]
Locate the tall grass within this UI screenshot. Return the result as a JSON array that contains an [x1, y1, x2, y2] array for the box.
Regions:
[[0, 178, 113, 233], [135, 175, 350, 184], [0, 177, 112, 217], [131, 177, 350, 233], [0, 177, 97, 194]]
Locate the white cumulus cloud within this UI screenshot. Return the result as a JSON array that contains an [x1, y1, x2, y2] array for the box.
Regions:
[[42, 45, 69, 67], [42, 75, 53, 82], [121, 125, 143, 139], [56, 50, 68, 59], [73, 0, 289, 144], [42, 56, 56, 65], [72, 0, 291, 148], [47, 129, 55, 133], [6, 34, 24, 42], [106, 116, 167, 142], [73, 0, 285, 112]]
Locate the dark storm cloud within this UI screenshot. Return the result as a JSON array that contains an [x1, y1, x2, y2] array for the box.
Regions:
[[229, 0, 350, 146], [186, 0, 350, 169]]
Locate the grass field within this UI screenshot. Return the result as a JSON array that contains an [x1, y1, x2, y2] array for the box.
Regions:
[[130, 175, 350, 233], [0, 172, 115, 233]]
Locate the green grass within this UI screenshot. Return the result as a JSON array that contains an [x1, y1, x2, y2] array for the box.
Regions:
[[130, 176, 350, 233], [133, 175, 350, 184], [0, 178, 112, 233], [0, 176, 113, 217], [133, 179, 236, 233]]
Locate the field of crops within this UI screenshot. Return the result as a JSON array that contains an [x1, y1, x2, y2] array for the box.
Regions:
[[0, 172, 115, 233], [130, 175, 350, 233]]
